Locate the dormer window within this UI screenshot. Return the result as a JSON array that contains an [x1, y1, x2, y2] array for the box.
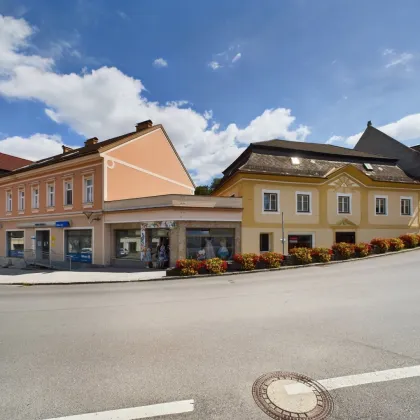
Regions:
[[291, 157, 300, 165], [363, 163, 373, 171]]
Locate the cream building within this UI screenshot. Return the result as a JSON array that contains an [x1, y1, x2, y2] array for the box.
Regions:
[[213, 138, 420, 254]]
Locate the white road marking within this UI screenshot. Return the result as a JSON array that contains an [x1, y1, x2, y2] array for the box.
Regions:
[[285, 365, 420, 395], [43, 399, 194, 420]]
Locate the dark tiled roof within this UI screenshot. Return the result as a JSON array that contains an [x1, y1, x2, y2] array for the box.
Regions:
[[240, 153, 418, 184], [411, 145, 420, 152], [0, 126, 159, 178], [253, 139, 394, 160], [0, 152, 32, 171]]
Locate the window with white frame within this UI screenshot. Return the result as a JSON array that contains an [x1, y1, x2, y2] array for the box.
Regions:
[[18, 189, 25, 211], [296, 192, 311, 213], [400, 197, 412, 216], [84, 176, 93, 203], [32, 186, 39, 209], [47, 183, 55, 208], [337, 194, 351, 214], [6, 190, 12, 212], [64, 180, 73, 206], [375, 196, 387, 215], [263, 190, 279, 213]]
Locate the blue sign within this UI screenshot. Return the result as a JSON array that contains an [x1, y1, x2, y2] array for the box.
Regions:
[[55, 221, 70, 228], [68, 252, 92, 263], [9, 250, 24, 258]]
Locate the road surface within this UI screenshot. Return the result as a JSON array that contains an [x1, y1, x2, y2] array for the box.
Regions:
[[1, 251, 420, 419]]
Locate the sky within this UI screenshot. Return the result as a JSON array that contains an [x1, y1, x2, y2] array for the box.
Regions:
[[0, 0, 420, 184]]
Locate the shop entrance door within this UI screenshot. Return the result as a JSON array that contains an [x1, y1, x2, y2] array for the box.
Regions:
[[36, 230, 50, 261]]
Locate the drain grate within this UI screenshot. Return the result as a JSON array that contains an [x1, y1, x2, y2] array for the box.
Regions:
[[252, 371, 334, 420]]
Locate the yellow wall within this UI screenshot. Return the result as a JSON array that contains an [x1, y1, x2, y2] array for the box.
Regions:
[[215, 169, 420, 253]]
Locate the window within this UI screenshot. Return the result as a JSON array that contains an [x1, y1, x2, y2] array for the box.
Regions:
[[84, 176, 93, 203], [32, 186, 39, 209], [65, 229, 92, 263], [260, 233, 270, 252], [186, 228, 235, 260], [263, 190, 279, 213], [296, 192, 311, 213], [6, 231, 24, 257], [47, 183, 55, 208], [400, 197, 412, 216], [288, 234, 313, 252], [291, 157, 300, 165], [337, 194, 351, 214], [18, 189, 25, 211], [375, 196, 387, 215], [6, 191, 12, 212], [115, 230, 141, 259], [64, 180, 73, 206]]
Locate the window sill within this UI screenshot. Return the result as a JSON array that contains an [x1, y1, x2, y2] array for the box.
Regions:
[[18, 211, 25, 215], [64, 205, 73, 210], [262, 210, 280, 215], [31, 209, 39, 213], [6, 212, 12, 216], [296, 212, 312, 215], [47, 207, 55, 212], [83, 203, 94, 209]]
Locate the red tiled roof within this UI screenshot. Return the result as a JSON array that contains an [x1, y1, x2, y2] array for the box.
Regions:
[[0, 152, 33, 171]]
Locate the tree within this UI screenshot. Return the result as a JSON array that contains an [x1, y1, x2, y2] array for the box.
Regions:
[[194, 177, 222, 195]]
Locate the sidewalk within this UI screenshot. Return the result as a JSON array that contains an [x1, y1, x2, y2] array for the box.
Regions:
[[0, 267, 167, 285]]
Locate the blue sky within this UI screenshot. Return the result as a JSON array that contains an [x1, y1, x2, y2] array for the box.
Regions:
[[0, 0, 420, 183]]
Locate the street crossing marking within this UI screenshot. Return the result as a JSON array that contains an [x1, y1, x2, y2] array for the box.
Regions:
[[285, 365, 420, 395], [42, 399, 194, 419]]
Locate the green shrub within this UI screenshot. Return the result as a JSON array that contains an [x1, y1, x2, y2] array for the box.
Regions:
[[260, 252, 284, 268], [370, 238, 390, 253], [332, 242, 355, 260], [289, 247, 312, 265], [311, 247, 333, 263], [399, 234, 419, 248], [354, 243, 371, 257], [388, 238, 405, 251]]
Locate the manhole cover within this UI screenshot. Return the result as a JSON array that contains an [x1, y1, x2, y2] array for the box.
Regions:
[[252, 371, 333, 419]]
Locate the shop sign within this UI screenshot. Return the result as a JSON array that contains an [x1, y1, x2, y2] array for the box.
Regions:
[[17, 221, 71, 228], [289, 236, 298, 243], [55, 221, 70, 228]]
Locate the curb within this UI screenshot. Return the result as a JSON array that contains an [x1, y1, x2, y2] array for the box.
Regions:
[[3, 246, 420, 286]]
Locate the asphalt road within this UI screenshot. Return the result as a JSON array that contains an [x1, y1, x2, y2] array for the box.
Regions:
[[1, 251, 420, 420]]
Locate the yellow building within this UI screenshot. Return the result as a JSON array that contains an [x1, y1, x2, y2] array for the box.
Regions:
[[213, 138, 420, 254]]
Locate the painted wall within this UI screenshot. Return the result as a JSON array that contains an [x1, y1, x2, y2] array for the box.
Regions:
[[0, 159, 103, 219], [104, 129, 194, 200], [215, 169, 420, 254]]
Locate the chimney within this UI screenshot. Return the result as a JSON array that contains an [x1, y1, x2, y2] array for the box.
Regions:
[[367, 120, 372, 127], [62, 145, 74, 154], [84, 137, 99, 147], [136, 120, 153, 132]]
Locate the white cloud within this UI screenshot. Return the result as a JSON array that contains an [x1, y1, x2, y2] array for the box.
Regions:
[[153, 57, 168, 68], [383, 49, 414, 69], [232, 53, 241, 63], [0, 133, 64, 160], [0, 14, 53, 72], [326, 135, 344, 145], [208, 61, 221, 70], [327, 114, 420, 147], [0, 15, 310, 183]]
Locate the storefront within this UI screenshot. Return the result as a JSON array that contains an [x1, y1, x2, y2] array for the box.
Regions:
[[65, 229, 93, 263], [103, 195, 243, 267], [287, 234, 313, 252], [6, 230, 25, 258]]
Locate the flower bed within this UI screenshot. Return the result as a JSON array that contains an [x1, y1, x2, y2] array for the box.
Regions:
[[167, 232, 420, 276], [259, 252, 284, 268], [332, 242, 355, 260], [311, 247, 333, 263], [233, 253, 260, 270]]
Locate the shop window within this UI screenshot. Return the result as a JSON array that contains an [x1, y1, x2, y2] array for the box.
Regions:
[[7, 231, 24, 257], [66, 229, 92, 263], [260, 233, 271, 252], [115, 230, 141, 259], [186, 228, 235, 260], [288, 234, 313, 252]]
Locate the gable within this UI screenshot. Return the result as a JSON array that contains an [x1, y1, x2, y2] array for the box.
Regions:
[[103, 127, 194, 190]]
